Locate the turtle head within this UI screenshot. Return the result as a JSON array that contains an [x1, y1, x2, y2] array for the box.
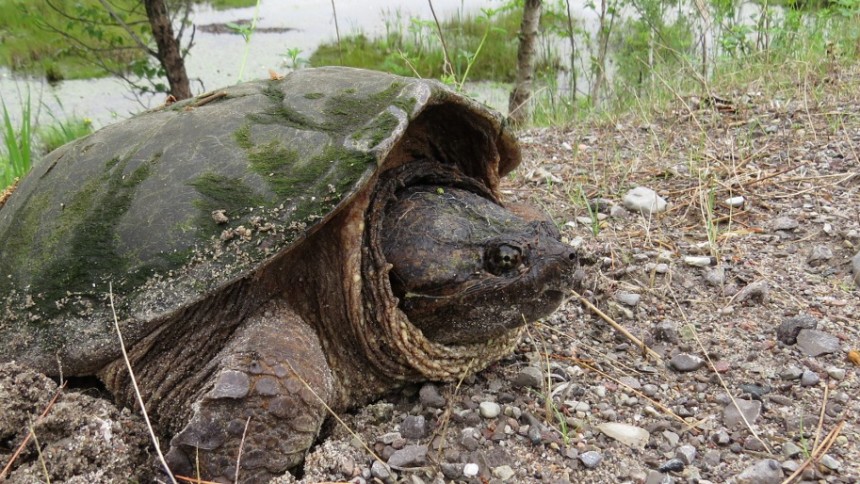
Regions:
[[382, 185, 578, 345]]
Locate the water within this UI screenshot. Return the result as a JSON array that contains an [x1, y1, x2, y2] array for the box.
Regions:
[[0, 0, 501, 129]]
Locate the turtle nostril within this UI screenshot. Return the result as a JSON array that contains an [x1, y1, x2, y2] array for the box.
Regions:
[[486, 244, 523, 275]]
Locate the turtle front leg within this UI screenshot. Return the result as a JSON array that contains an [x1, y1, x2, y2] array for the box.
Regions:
[[164, 300, 334, 483]]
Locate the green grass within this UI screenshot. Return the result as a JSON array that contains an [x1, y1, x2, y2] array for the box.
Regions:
[[1, 93, 94, 190], [310, 8, 557, 84], [0, 94, 32, 189]]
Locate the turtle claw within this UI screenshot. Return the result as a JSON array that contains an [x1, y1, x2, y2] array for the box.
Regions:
[[166, 302, 333, 482]]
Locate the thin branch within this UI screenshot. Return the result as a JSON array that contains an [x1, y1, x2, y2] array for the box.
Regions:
[[108, 283, 178, 484], [97, 0, 157, 56]]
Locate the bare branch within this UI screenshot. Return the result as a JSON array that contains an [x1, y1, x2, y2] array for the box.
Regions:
[[98, 0, 158, 57]]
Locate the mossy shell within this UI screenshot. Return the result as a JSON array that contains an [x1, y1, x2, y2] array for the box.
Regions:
[[0, 67, 520, 375]]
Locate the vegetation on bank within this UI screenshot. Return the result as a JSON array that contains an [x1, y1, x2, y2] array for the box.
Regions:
[[0, 0, 256, 82]]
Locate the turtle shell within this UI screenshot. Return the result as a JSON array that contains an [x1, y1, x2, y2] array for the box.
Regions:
[[0, 67, 520, 375]]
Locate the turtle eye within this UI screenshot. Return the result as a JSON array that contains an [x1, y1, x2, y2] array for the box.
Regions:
[[485, 244, 523, 276]]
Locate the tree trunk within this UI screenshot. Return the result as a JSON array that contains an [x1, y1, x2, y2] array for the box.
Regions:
[[508, 0, 542, 126], [144, 0, 191, 100]]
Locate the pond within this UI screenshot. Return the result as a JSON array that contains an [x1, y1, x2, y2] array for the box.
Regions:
[[0, 0, 502, 129]]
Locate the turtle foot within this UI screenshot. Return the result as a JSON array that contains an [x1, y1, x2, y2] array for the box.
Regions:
[[165, 301, 333, 483]]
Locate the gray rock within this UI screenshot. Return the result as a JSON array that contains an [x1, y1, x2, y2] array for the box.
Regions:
[[735, 280, 769, 304], [623, 186, 668, 215], [782, 441, 803, 458], [615, 291, 641, 306], [579, 450, 602, 468], [492, 465, 515, 481], [796, 329, 840, 356], [371, 460, 391, 480], [479, 401, 501, 419], [800, 370, 820, 387], [669, 353, 705, 372], [826, 367, 846, 380], [418, 383, 446, 408], [645, 470, 674, 484], [724, 399, 761, 428], [703, 449, 722, 466], [400, 415, 427, 440], [705, 266, 725, 286], [780, 366, 804, 380], [653, 321, 679, 343], [735, 459, 783, 484], [513, 366, 543, 388], [440, 463, 462, 480], [676, 444, 697, 465], [771, 216, 799, 231], [807, 245, 833, 267], [777, 314, 818, 345], [387, 445, 427, 468], [819, 454, 842, 471]]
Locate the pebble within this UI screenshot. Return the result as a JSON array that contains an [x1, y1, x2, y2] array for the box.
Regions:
[[796, 329, 840, 356], [819, 454, 841, 471], [615, 291, 641, 306], [669, 353, 705, 372], [703, 449, 722, 466], [400, 415, 427, 440], [579, 450, 602, 468], [492, 465, 515, 481], [513, 366, 543, 388], [676, 444, 697, 465], [800, 370, 820, 387], [479, 401, 501, 419], [807, 245, 833, 266], [418, 383, 446, 408], [734, 280, 769, 303], [735, 459, 783, 484], [826, 367, 846, 380], [386, 444, 427, 468], [683, 256, 713, 267], [440, 463, 462, 479], [704, 266, 725, 286], [725, 196, 745, 208], [623, 186, 668, 215], [776, 314, 818, 345], [463, 463, 479, 477], [659, 458, 685, 472], [771, 216, 799, 231], [598, 422, 650, 448], [780, 366, 803, 380], [724, 399, 762, 427], [645, 470, 674, 484], [782, 441, 803, 458], [370, 460, 391, 480]]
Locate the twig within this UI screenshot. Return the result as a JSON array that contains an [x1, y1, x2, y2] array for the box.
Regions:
[[0, 382, 66, 480], [781, 419, 845, 484], [108, 282, 178, 484], [427, 0, 454, 78], [234, 417, 251, 484], [571, 289, 662, 361]]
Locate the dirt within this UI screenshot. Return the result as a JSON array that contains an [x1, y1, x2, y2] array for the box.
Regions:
[[0, 65, 858, 483]]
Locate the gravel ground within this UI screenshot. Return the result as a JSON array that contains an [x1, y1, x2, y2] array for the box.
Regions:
[[1, 65, 858, 483]]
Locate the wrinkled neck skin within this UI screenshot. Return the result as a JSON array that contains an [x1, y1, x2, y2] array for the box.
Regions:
[[282, 175, 520, 409]]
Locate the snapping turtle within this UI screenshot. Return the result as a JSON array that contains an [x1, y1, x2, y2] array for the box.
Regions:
[[0, 67, 576, 481]]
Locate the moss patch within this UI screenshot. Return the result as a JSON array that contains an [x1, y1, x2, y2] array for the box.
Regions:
[[21, 154, 163, 319], [189, 172, 268, 238], [304, 92, 325, 100]]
